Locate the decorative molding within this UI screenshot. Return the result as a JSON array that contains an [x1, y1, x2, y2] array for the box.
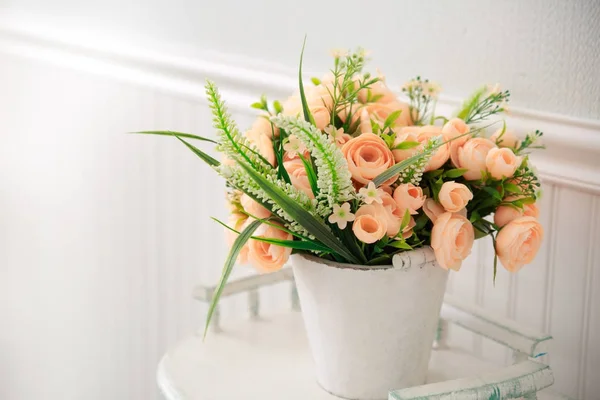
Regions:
[[1, 16, 599, 192]]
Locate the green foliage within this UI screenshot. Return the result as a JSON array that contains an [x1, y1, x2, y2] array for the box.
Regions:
[[457, 86, 510, 124], [130, 130, 217, 144], [174, 137, 221, 167], [204, 218, 262, 338], [298, 37, 316, 126], [373, 136, 441, 186], [237, 159, 361, 264]]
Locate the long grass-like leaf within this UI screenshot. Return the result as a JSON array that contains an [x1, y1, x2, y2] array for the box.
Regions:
[[204, 219, 262, 338], [372, 145, 438, 186], [237, 160, 361, 264], [298, 153, 319, 197], [211, 217, 330, 253], [131, 130, 217, 144], [298, 37, 316, 126], [175, 137, 220, 167]]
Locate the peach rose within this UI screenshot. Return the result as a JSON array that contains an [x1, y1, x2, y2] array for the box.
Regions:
[[244, 128, 276, 166], [282, 85, 332, 131], [442, 118, 470, 145], [524, 202, 540, 218], [380, 192, 403, 237], [251, 116, 279, 138], [496, 216, 544, 272], [352, 204, 388, 244], [283, 159, 314, 199], [240, 193, 271, 220], [493, 205, 522, 228], [431, 212, 475, 271], [392, 127, 421, 163], [282, 149, 310, 162], [486, 147, 521, 180], [248, 223, 294, 273], [443, 118, 470, 160], [451, 137, 497, 180], [438, 181, 473, 213], [423, 198, 445, 223], [490, 129, 520, 148], [393, 183, 425, 215], [225, 214, 251, 264], [311, 104, 331, 131], [343, 100, 412, 131], [357, 79, 398, 104], [418, 125, 450, 171], [342, 133, 397, 185], [494, 201, 540, 227]]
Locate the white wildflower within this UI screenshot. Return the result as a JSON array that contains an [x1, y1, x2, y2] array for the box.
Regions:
[[283, 134, 307, 157], [330, 48, 349, 58], [359, 182, 384, 204], [422, 81, 442, 99], [324, 125, 346, 145], [328, 203, 355, 230]]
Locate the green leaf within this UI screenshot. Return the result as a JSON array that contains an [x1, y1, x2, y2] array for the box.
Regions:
[[388, 240, 413, 250], [456, 86, 486, 121], [251, 102, 265, 110], [332, 224, 368, 264], [400, 208, 411, 231], [414, 212, 429, 230], [311, 77, 321, 86], [482, 186, 503, 201], [366, 254, 392, 265], [204, 219, 262, 338], [444, 168, 469, 178], [213, 218, 332, 253], [253, 237, 332, 252], [298, 153, 319, 197], [425, 170, 444, 178], [237, 160, 361, 264], [298, 37, 316, 126], [273, 100, 283, 114], [383, 109, 403, 130], [275, 146, 292, 184], [174, 137, 220, 167], [520, 196, 536, 205], [492, 236, 498, 287], [393, 141, 420, 150], [131, 130, 218, 144]]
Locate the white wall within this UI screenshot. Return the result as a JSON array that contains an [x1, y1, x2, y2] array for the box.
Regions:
[[1, 2, 599, 400], [2, 0, 600, 119]]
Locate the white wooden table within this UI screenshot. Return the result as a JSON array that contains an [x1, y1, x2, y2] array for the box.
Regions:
[[158, 269, 569, 400]]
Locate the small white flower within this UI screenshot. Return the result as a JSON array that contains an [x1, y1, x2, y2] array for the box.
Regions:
[[422, 81, 441, 99], [356, 48, 371, 58], [328, 202, 355, 230], [487, 83, 501, 95], [324, 125, 346, 145], [330, 48, 349, 58], [283, 135, 307, 157], [358, 182, 384, 205]]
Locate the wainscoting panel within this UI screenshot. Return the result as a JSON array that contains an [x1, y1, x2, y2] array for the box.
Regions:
[[1, 24, 599, 400]]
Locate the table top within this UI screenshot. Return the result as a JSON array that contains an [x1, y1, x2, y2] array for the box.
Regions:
[[157, 311, 565, 400]]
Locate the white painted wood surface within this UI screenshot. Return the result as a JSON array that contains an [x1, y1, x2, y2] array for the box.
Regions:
[[1, 18, 599, 400], [157, 311, 560, 400]]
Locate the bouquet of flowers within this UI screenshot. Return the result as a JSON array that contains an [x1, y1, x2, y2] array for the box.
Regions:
[[136, 44, 544, 333]]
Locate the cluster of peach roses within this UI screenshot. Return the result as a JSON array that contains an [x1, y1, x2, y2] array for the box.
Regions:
[[226, 75, 543, 274]]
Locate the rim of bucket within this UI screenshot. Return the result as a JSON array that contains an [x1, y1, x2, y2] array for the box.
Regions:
[[292, 246, 437, 271]]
